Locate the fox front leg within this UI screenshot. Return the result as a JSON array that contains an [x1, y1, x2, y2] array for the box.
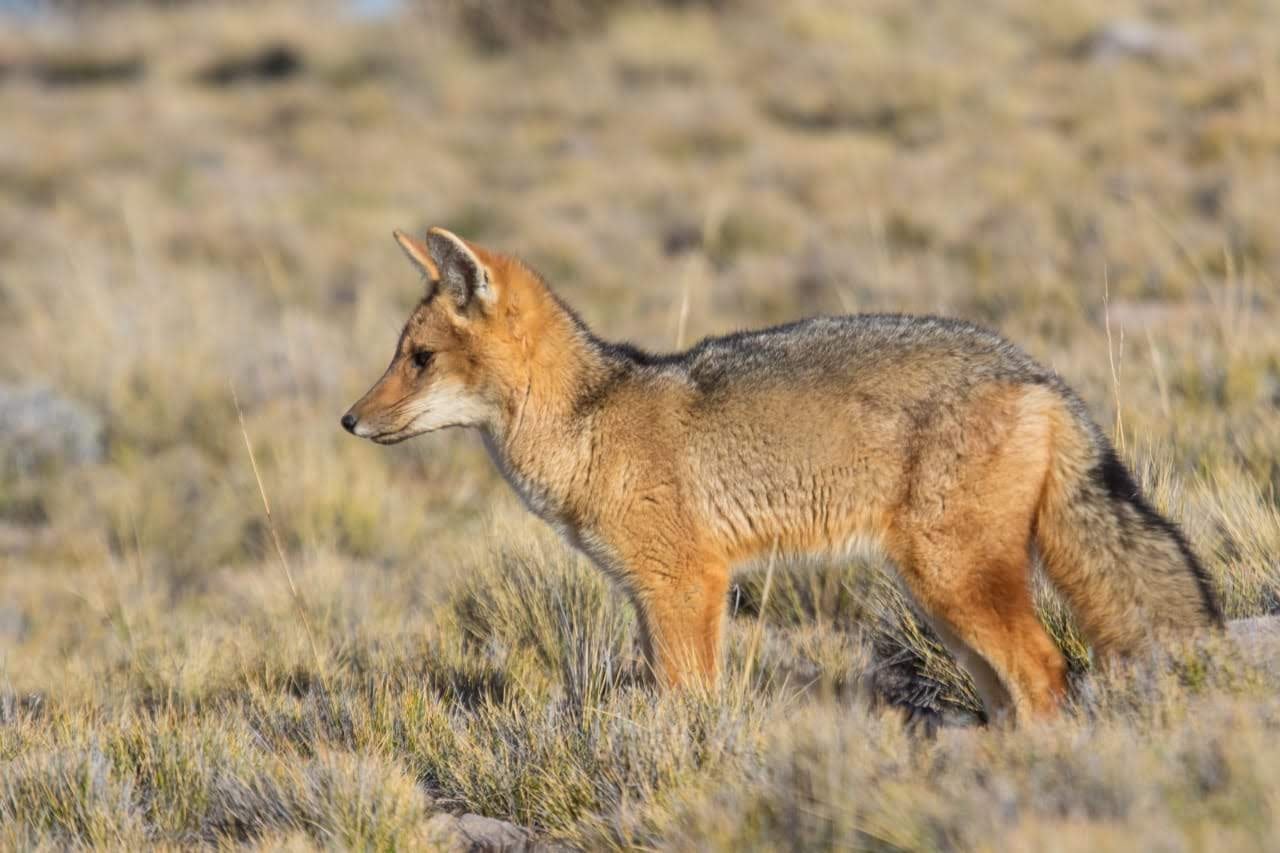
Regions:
[[628, 556, 731, 688]]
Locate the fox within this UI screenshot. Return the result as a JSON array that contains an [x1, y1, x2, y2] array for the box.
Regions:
[[341, 226, 1223, 723]]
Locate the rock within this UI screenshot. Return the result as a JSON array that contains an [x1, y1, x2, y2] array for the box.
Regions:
[[1228, 615, 1280, 637], [0, 383, 104, 475], [1073, 20, 1196, 65], [458, 814, 534, 850], [424, 811, 570, 852], [1228, 615, 1280, 668], [425, 813, 464, 847]]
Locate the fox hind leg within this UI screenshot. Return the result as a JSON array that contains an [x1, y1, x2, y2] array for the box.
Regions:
[[898, 547, 1067, 722], [888, 384, 1068, 722]]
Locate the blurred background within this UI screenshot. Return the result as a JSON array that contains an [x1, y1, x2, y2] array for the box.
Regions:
[[2, 1, 1279, 849]]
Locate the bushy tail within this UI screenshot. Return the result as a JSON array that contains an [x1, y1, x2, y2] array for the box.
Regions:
[[1035, 397, 1223, 656]]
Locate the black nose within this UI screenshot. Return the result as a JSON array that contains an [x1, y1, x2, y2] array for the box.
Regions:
[[341, 413, 358, 434]]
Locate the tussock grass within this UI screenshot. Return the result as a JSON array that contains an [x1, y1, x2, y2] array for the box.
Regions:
[[3, 0, 1280, 848]]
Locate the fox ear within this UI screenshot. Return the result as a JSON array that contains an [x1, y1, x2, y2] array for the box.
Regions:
[[426, 227, 493, 311], [392, 230, 441, 281]]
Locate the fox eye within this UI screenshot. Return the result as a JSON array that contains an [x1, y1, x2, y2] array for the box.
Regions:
[[411, 350, 433, 369]]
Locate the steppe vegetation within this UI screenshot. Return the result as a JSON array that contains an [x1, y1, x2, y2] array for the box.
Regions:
[[1, 0, 1278, 848]]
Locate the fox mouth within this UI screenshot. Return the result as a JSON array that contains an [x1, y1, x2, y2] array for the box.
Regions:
[[369, 429, 413, 445], [369, 422, 454, 444]]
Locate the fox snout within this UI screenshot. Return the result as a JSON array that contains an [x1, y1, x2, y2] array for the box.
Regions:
[[340, 382, 396, 441], [341, 356, 421, 443], [339, 395, 396, 442], [339, 405, 374, 439]]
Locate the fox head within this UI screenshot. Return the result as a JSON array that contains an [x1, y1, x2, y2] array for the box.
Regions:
[[341, 227, 537, 444]]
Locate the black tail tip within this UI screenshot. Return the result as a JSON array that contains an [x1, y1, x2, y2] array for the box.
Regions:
[[1094, 445, 1225, 628]]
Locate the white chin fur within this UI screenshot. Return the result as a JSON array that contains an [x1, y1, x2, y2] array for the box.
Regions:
[[387, 383, 494, 437]]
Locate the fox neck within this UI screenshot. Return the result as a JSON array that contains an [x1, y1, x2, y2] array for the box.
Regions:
[[481, 286, 616, 525]]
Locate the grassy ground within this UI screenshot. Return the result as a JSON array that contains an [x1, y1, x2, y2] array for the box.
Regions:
[[2, 0, 1279, 848]]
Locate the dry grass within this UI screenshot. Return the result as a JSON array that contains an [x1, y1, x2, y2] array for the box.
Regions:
[[2, 0, 1279, 848]]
